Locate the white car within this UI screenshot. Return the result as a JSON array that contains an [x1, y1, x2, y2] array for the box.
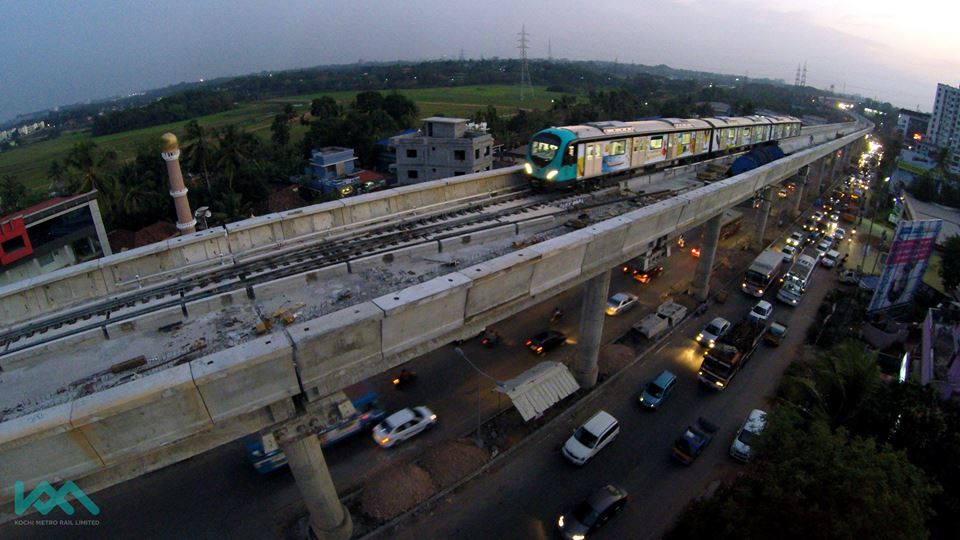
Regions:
[[372, 406, 437, 448], [834, 228, 846, 242], [562, 410, 620, 465], [829, 213, 840, 224], [815, 239, 832, 258], [747, 300, 773, 324], [781, 244, 797, 263], [697, 317, 731, 348], [786, 231, 804, 247], [605, 292, 639, 316], [730, 409, 767, 462], [821, 250, 840, 268]]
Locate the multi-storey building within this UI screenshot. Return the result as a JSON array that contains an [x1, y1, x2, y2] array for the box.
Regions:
[[390, 117, 494, 184], [927, 83, 960, 173]]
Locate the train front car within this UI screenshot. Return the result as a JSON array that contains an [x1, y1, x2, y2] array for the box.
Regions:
[[524, 128, 578, 187]]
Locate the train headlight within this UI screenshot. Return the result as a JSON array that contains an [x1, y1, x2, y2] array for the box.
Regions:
[[523, 163, 533, 175], [546, 169, 559, 180]]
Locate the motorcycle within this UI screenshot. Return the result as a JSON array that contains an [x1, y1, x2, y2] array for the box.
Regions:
[[550, 308, 565, 324], [481, 329, 500, 348], [392, 369, 417, 389]]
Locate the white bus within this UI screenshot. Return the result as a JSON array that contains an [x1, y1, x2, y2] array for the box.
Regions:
[[742, 249, 784, 297], [776, 253, 818, 306]]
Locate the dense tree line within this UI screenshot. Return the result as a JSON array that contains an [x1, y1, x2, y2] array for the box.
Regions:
[[90, 90, 235, 136]]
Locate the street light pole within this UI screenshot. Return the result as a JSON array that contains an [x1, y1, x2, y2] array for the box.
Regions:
[[455, 347, 489, 449]]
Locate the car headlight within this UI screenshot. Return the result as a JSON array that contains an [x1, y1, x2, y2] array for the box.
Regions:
[[430, 414, 437, 421], [572, 535, 585, 540], [558, 516, 565, 528], [696, 333, 703, 341], [523, 162, 533, 175], [546, 169, 559, 180]]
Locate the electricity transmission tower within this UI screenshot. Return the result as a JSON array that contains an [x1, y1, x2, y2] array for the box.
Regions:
[[518, 24, 534, 101]]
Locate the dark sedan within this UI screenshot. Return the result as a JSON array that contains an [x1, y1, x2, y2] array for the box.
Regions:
[[525, 331, 566, 355]]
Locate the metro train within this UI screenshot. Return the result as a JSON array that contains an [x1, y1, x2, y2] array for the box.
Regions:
[[523, 115, 802, 188]]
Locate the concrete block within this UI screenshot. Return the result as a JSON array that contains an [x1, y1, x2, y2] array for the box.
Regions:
[[39, 266, 112, 310], [373, 273, 472, 357], [390, 182, 448, 212], [102, 241, 176, 288], [278, 200, 346, 240], [461, 249, 540, 319], [225, 213, 285, 255], [0, 403, 102, 502], [580, 218, 631, 275], [190, 334, 298, 422], [528, 234, 590, 295], [70, 363, 212, 464], [347, 243, 439, 273], [289, 302, 384, 400], [517, 215, 556, 235], [0, 287, 46, 331], [437, 224, 515, 251], [164, 228, 230, 268], [342, 189, 401, 224], [252, 263, 349, 299], [105, 305, 185, 338], [184, 288, 250, 317], [0, 327, 105, 372]]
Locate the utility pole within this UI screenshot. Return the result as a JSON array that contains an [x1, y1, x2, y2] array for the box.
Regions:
[[517, 24, 534, 101]]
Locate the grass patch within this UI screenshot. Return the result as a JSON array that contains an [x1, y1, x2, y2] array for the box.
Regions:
[[0, 85, 563, 192]]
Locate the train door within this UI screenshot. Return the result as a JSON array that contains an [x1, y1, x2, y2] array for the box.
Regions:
[[584, 142, 603, 177], [678, 132, 692, 157], [647, 135, 666, 164], [742, 126, 752, 146], [631, 137, 644, 168]]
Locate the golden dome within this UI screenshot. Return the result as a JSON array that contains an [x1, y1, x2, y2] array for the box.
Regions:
[[160, 132, 179, 152]]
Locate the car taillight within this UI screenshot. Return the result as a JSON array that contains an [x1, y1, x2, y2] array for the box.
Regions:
[[392, 378, 400, 385], [525, 340, 532, 346], [536, 346, 543, 353], [381, 438, 390, 445]]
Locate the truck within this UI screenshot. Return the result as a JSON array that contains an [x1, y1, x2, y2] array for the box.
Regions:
[[741, 249, 785, 297], [633, 300, 688, 340], [672, 417, 719, 465], [698, 319, 766, 390], [244, 381, 386, 474]]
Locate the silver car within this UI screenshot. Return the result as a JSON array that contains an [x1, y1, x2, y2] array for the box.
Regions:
[[372, 406, 437, 448], [605, 292, 638, 316]]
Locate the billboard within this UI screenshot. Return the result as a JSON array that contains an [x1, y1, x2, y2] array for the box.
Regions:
[[868, 219, 942, 313]]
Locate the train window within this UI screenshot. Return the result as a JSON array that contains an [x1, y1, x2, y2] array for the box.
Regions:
[[744, 127, 751, 136], [727, 129, 735, 141], [649, 136, 663, 150], [562, 145, 576, 165], [609, 140, 626, 156], [681, 133, 691, 144]]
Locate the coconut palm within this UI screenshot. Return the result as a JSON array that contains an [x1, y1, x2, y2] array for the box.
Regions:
[[215, 125, 257, 192], [182, 120, 213, 191], [64, 140, 118, 208]]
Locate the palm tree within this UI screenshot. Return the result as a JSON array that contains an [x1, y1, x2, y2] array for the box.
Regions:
[[215, 125, 257, 192], [119, 166, 165, 220], [780, 340, 880, 428], [64, 140, 118, 209], [183, 120, 213, 191]]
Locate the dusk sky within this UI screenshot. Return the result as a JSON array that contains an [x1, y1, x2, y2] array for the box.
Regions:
[[1, 0, 957, 121]]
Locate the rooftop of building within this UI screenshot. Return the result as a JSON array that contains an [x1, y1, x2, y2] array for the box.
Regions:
[[902, 191, 960, 245], [313, 146, 352, 155], [0, 192, 95, 225], [898, 108, 931, 118], [422, 116, 469, 124]]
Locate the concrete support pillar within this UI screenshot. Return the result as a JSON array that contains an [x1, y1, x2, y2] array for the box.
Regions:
[[88, 198, 112, 256], [754, 187, 771, 249], [690, 213, 722, 302], [574, 270, 611, 389], [282, 435, 352, 540], [812, 158, 827, 196], [830, 148, 844, 184], [791, 175, 807, 218], [160, 133, 197, 235]]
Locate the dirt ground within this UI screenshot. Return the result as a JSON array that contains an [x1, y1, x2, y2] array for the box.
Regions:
[[419, 439, 490, 489], [598, 344, 636, 376]]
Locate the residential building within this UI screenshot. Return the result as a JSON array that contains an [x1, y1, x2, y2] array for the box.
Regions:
[[0, 191, 111, 286], [390, 117, 494, 184], [927, 83, 960, 174], [303, 146, 385, 197], [374, 128, 418, 173], [895, 108, 930, 142], [890, 149, 936, 191]]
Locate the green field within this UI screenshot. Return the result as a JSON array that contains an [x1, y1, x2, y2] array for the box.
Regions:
[[0, 85, 562, 192]]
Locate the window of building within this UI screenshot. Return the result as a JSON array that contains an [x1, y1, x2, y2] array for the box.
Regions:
[[2, 235, 26, 254], [407, 170, 419, 179], [649, 136, 663, 150], [454, 171, 466, 176], [432, 168, 437, 173], [609, 140, 626, 155], [484, 146, 491, 156], [475, 148, 480, 159], [455, 150, 466, 161], [406, 149, 417, 158]]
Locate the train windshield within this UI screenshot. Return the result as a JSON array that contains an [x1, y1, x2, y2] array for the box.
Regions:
[[529, 133, 562, 167]]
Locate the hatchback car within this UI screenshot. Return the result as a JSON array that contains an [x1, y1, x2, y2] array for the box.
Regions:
[[557, 484, 628, 540], [815, 239, 832, 258], [525, 331, 566, 355], [696, 317, 731, 348], [821, 250, 840, 268], [639, 370, 678, 410], [787, 231, 804, 247], [729, 409, 767, 462], [834, 227, 847, 241], [632, 265, 664, 284], [372, 406, 437, 448], [605, 292, 638, 316], [747, 300, 773, 324], [802, 218, 816, 232], [805, 230, 820, 245], [562, 410, 620, 465], [812, 211, 824, 222], [781, 244, 797, 263]]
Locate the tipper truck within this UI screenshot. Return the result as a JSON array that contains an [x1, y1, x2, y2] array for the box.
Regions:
[[698, 319, 766, 390]]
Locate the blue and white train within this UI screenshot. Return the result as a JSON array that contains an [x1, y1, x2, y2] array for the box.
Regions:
[[524, 115, 802, 187]]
